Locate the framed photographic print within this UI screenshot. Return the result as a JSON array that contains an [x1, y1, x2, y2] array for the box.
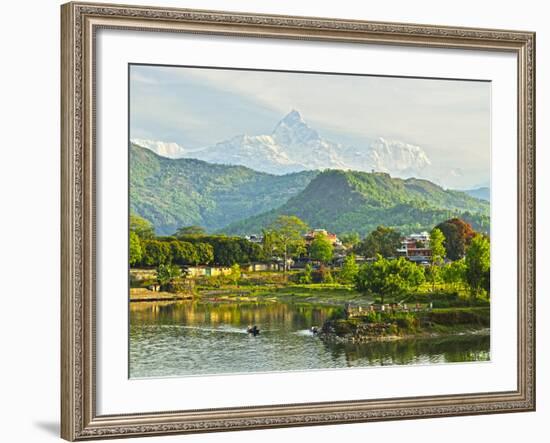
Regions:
[[61, 1, 536, 440]]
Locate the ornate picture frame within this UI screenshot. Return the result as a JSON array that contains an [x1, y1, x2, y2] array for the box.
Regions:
[[61, 2, 535, 440]]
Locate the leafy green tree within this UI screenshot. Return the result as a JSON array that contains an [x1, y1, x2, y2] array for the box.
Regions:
[[430, 228, 446, 262], [141, 240, 170, 267], [213, 238, 244, 265], [156, 263, 182, 292], [441, 259, 467, 290], [401, 259, 426, 288], [465, 234, 490, 297], [356, 226, 401, 258], [174, 225, 206, 237], [229, 264, 241, 286], [436, 218, 476, 260], [179, 235, 260, 266], [300, 263, 313, 284], [129, 231, 142, 266], [168, 241, 197, 265], [339, 253, 359, 284], [429, 228, 446, 291], [340, 232, 360, 249], [194, 242, 214, 265], [239, 238, 265, 263], [267, 215, 308, 273], [355, 256, 423, 305], [130, 214, 155, 239], [309, 233, 334, 264], [261, 229, 278, 258]]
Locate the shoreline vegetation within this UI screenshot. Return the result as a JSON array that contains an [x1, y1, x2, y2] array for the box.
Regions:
[[129, 214, 490, 344], [318, 307, 490, 344]]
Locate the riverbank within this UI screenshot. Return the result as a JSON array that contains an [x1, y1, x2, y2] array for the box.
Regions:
[[130, 288, 193, 302], [318, 307, 490, 343], [130, 281, 372, 305], [202, 283, 371, 305]]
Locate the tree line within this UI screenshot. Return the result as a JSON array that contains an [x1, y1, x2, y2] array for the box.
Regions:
[[130, 215, 263, 267], [130, 213, 490, 298]]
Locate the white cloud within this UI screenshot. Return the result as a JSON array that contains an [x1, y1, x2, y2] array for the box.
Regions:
[[130, 65, 490, 188]]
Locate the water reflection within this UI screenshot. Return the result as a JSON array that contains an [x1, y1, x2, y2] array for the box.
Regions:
[[129, 301, 490, 378]]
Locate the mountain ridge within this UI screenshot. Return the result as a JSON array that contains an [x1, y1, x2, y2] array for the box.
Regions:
[[130, 143, 318, 235], [222, 169, 490, 236]]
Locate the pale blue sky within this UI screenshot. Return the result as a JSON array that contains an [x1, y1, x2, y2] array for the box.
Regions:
[[130, 64, 491, 189]]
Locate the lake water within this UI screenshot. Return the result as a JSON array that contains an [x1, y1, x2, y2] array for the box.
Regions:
[[129, 301, 490, 378]]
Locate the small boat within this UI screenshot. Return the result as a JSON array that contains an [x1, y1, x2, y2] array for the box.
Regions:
[[247, 325, 260, 336]]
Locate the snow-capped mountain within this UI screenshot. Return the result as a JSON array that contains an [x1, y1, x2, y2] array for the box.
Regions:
[[132, 110, 432, 178], [271, 110, 349, 171], [131, 139, 188, 159], [365, 137, 431, 174], [189, 133, 303, 174]]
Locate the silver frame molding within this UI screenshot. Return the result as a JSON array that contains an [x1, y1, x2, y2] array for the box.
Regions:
[[61, 2, 536, 440]]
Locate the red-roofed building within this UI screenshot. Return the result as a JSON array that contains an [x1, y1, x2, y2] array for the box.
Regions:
[[397, 231, 432, 260], [304, 229, 342, 247]]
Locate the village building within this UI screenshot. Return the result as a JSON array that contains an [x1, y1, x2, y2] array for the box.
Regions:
[[244, 234, 263, 244], [185, 265, 233, 278], [243, 261, 288, 272], [397, 231, 432, 264], [304, 229, 343, 247]]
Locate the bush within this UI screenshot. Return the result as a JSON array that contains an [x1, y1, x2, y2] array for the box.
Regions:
[[312, 265, 333, 283], [426, 308, 490, 327], [402, 291, 489, 308], [394, 313, 419, 332]]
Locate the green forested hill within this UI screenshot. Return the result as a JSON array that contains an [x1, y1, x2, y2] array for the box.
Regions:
[[222, 170, 490, 236], [130, 143, 318, 234]]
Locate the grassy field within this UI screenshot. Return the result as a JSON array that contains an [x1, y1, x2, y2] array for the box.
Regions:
[[130, 268, 489, 310]]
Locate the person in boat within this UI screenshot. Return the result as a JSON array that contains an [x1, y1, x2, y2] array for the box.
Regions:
[[247, 325, 260, 336], [311, 326, 319, 334]]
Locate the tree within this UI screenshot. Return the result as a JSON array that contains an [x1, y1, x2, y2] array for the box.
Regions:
[[267, 215, 308, 273], [186, 236, 263, 265], [228, 264, 241, 286], [194, 242, 214, 265], [129, 231, 142, 266], [130, 214, 155, 239], [339, 253, 359, 284], [318, 264, 334, 283], [174, 225, 206, 238], [261, 229, 278, 258], [465, 234, 490, 297], [429, 228, 446, 291], [309, 233, 333, 264], [356, 226, 401, 258], [436, 218, 476, 260], [168, 241, 197, 265], [340, 232, 360, 249], [300, 263, 313, 284], [441, 259, 467, 291], [401, 258, 426, 288], [156, 263, 182, 292], [355, 256, 423, 305], [141, 240, 170, 267]]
